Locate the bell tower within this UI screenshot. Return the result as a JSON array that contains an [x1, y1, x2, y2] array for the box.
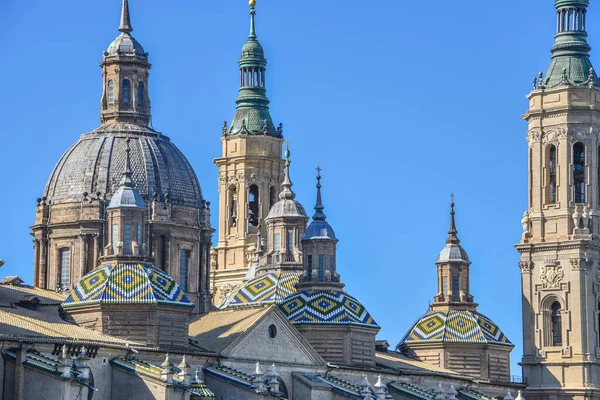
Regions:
[[212, 0, 285, 303], [516, 1, 600, 398]]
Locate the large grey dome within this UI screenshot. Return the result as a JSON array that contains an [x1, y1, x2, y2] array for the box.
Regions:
[[44, 123, 203, 208]]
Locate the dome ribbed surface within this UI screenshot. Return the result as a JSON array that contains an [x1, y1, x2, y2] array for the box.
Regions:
[[106, 32, 146, 57], [44, 124, 203, 207]]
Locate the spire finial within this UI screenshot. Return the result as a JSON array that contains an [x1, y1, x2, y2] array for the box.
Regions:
[[119, 0, 133, 34], [120, 138, 134, 188], [249, 0, 257, 40], [447, 193, 459, 244], [278, 143, 296, 200], [313, 165, 327, 221]]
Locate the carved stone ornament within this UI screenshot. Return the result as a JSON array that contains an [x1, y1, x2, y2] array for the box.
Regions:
[[527, 130, 542, 145], [519, 261, 534, 273], [569, 129, 599, 146], [541, 262, 564, 289], [541, 129, 564, 146]]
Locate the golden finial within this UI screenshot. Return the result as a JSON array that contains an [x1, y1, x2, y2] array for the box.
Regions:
[[249, 0, 256, 7]]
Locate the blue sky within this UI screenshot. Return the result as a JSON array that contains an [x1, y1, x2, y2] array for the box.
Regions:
[[1, 0, 597, 375]]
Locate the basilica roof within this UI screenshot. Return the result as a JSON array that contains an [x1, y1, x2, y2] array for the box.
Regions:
[[62, 262, 193, 309], [397, 310, 512, 348], [279, 290, 379, 329], [106, 32, 146, 58], [219, 272, 300, 309], [44, 124, 204, 208]]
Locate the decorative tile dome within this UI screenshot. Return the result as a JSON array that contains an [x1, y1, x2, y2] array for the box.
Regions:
[[44, 124, 204, 208], [398, 310, 512, 347], [62, 262, 193, 309], [279, 290, 379, 328], [219, 272, 300, 309]]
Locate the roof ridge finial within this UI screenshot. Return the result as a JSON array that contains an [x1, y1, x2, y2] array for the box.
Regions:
[[249, 0, 257, 40], [119, 0, 133, 34], [313, 165, 327, 221], [447, 192, 459, 244], [279, 142, 296, 200]]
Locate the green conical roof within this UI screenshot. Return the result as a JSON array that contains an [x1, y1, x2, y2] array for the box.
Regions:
[[544, 0, 599, 86], [227, 5, 280, 138]]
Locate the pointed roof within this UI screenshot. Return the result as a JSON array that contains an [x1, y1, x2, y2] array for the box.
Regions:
[[227, 1, 278, 137], [543, 0, 598, 86], [105, 0, 146, 58], [265, 148, 308, 220], [436, 198, 469, 264], [108, 138, 145, 209], [118, 0, 133, 33], [303, 167, 337, 241]]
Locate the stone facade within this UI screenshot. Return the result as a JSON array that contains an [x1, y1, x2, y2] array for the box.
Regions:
[[516, 1, 600, 398], [31, 0, 213, 312]]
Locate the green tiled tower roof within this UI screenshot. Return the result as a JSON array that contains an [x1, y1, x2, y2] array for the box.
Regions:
[[226, 3, 280, 138], [543, 0, 599, 86]]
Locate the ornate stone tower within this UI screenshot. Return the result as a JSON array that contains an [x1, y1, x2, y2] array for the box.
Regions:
[[280, 170, 380, 366], [32, 0, 213, 313], [212, 1, 285, 303], [61, 149, 194, 347], [399, 202, 513, 382], [516, 1, 600, 398]]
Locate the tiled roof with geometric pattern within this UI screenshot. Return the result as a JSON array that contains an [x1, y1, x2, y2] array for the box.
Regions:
[[279, 290, 379, 329], [62, 262, 193, 309], [219, 272, 300, 309], [398, 310, 512, 348]]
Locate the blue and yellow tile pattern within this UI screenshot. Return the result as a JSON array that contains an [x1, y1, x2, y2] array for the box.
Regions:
[[62, 262, 193, 309], [279, 290, 379, 329], [219, 272, 300, 309], [399, 310, 512, 347]]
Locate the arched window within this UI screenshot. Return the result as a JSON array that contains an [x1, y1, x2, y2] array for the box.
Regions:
[[123, 224, 132, 255], [248, 185, 259, 227], [137, 81, 144, 106], [122, 79, 131, 104], [318, 254, 325, 282], [548, 145, 557, 204], [179, 249, 190, 291], [306, 255, 313, 282], [452, 274, 460, 302], [286, 229, 294, 261], [269, 186, 277, 210], [573, 142, 585, 203], [107, 80, 115, 104], [552, 301, 562, 346], [229, 185, 237, 228], [58, 248, 71, 290]]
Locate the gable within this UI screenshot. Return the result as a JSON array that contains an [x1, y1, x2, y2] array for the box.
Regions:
[[222, 307, 324, 366]]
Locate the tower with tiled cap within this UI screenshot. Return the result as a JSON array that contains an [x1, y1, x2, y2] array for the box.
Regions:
[[61, 139, 194, 348], [399, 200, 513, 382], [212, 0, 286, 305], [517, 1, 600, 398], [32, 0, 213, 315], [219, 147, 308, 309], [280, 169, 380, 366]]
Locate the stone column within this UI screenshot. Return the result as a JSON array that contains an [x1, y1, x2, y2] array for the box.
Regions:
[[33, 239, 40, 287], [79, 234, 88, 277], [93, 234, 99, 269], [39, 238, 48, 289]]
